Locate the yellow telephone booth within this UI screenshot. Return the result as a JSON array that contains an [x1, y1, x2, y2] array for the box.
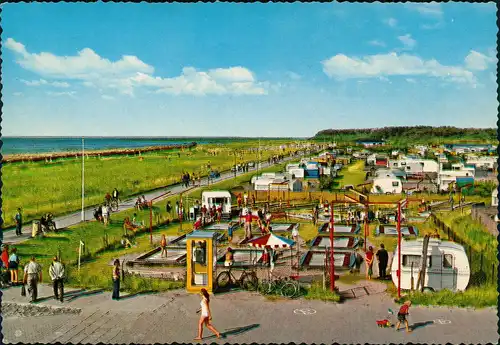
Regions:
[[186, 231, 218, 293]]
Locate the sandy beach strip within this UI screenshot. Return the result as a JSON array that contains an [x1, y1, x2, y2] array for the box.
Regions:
[[3, 142, 197, 163]]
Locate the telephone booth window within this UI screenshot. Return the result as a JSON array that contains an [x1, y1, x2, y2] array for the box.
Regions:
[[191, 240, 208, 286]]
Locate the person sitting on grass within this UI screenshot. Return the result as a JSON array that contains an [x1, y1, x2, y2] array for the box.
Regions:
[[395, 300, 412, 333], [123, 217, 139, 234], [132, 213, 144, 228], [120, 235, 134, 249]]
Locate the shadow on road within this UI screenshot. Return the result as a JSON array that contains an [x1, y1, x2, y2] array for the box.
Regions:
[[119, 290, 159, 300], [64, 289, 106, 302], [205, 323, 260, 340], [411, 320, 435, 331], [34, 288, 87, 302]]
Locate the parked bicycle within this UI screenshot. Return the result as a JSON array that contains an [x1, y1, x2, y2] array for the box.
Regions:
[[258, 275, 302, 298], [216, 266, 258, 291]]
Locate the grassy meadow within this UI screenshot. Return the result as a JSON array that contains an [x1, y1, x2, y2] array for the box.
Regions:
[[3, 140, 303, 229]]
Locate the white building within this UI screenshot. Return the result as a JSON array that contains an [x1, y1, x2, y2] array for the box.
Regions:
[[370, 176, 403, 194], [466, 156, 497, 171], [389, 158, 439, 176], [253, 176, 302, 192]]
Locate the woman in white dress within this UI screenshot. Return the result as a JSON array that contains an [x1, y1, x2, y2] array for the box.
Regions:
[[194, 288, 221, 340]]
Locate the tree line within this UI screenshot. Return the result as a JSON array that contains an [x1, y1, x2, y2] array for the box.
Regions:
[[313, 126, 496, 141]]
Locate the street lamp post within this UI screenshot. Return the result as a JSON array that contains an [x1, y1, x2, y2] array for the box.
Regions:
[[397, 201, 402, 299], [81, 137, 85, 222], [329, 201, 335, 291]]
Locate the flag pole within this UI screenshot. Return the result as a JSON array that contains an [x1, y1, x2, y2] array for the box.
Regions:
[[82, 137, 85, 221]]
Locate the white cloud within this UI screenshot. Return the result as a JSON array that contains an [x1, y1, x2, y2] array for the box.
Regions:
[[6, 38, 268, 97], [46, 91, 76, 97], [368, 40, 386, 47], [406, 78, 417, 84], [21, 79, 70, 88], [398, 34, 417, 50], [286, 71, 302, 80], [464, 50, 496, 71], [406, 3, 443, 18], [13, 92, 23, 96], [384, 18, 398, 28], [5, 38, 28, 56], [101, 95, 115, 100], [321, 52, 477, 85]]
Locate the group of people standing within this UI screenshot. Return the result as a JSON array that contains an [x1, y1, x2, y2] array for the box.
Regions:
[[350, 244, 389, 280], [181, 172, 201, 188]]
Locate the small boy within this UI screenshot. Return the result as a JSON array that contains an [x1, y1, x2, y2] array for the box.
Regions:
[[395, 300, 412, 333]]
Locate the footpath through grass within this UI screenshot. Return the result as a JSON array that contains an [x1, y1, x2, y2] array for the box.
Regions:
[[3, 140, 300, 229]]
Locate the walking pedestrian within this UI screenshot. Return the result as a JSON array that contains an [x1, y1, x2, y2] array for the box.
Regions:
[[376, 243, 388, 279], [49, 256, 65, 302], [112, 259, 121, 300], [160, 234, 168, 258], [14, 208, 23, 236], [102, 204, 109, 226], [194, 288, 221, 340], [244, 210, 253, 240], [395, 300, 413, 333], [365, 246, 374, 280], [1, 245, 9, 271], [23, 256, 42, 302], [166, 201, 173, 219], [9, 248, 20, 284]]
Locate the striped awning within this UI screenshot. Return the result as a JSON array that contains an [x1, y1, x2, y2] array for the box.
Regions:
[[247, 233, 295, 249]]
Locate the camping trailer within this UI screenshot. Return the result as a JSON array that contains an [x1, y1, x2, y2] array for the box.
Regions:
[[201, 191, 232, 215], [370, 176, 402, 194], [391, 238, 470, 292]]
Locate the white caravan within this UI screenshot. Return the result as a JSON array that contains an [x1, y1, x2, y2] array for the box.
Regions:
[[201, 191, 232, 214], [391, 238, 470, 292], [370, 176, 403, 194]]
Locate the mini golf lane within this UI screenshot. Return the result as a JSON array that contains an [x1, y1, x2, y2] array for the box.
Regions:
[[310, 236, 359, 249], [300, 251, 350, 268], [318, 223, 360, 235], [216, 249, 264, 266], [202, 222, 239, 231], [375, 225, 418, 237], [130, 246, 188, 266]]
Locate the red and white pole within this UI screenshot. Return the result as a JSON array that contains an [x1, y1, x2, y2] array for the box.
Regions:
[[330, 201, 335, 291], [397, 201, 402, 299]]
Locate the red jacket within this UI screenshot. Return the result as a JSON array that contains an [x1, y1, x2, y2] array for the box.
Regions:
[[245, 213, 253, 223], [2, 250, 9, 268]]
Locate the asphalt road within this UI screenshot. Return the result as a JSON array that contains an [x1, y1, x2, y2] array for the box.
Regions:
[[2, 285, 498, 344], [2, 155, 299, 245]]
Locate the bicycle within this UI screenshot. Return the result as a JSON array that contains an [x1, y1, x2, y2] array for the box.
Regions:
[[280, 275, 302, 298], [216, 266, 258, 291], [258, 274, 302, 298], [110, 198, 119, 212]]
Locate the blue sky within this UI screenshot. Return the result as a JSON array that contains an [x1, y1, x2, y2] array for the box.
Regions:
[[2, 2, 497, 137]]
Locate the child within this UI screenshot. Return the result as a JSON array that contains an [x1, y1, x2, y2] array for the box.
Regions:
[[395, 300, 412, 333]]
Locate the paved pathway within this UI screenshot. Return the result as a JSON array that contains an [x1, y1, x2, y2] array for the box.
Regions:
[[2, 156, 299, 245], [2, 284, 497, 344]]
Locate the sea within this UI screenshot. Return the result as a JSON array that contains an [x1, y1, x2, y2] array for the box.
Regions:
[[1, 137, 281, 155]]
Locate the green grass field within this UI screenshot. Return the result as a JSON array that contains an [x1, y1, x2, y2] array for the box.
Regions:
[[335, 160, 366, 187], [3, 140, 302, 229]]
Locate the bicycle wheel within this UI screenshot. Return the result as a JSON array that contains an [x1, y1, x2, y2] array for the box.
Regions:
[[216, 271, 231, 288], [258, 280, 273, 294], [281, 282, 298, 298], [242, 273, 258, 291]]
